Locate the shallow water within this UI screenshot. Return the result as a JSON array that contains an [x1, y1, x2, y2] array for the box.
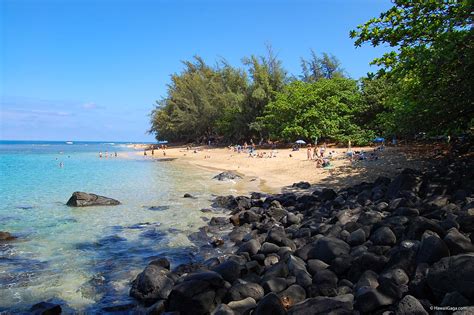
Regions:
[[0, 141, 235, 312]]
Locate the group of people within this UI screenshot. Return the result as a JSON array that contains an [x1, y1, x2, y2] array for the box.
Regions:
[[99, 151, 118, 158], [347, 144, 383, 162], [305, 143, 332, 168], [144, 144, 167, 157]]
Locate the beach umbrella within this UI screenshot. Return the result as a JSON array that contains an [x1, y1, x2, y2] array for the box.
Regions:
[[295, 140, 306, 144], [373, 137, 385, 143], [157, 140, 168, 144]]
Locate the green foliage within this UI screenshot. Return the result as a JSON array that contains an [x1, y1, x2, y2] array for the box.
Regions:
[[351, 0, 473, 135], [300, 50, 345, 82], [150, 47, 287, 143], [260, 78, 375, 145], [149, 56, 248, 142]]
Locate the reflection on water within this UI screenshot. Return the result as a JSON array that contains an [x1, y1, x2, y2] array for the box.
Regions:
[[0, 143, 239, 312]]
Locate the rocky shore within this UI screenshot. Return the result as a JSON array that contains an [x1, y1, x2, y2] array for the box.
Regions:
[[26, 157, 473, 314], [120, 157, 474, 315]]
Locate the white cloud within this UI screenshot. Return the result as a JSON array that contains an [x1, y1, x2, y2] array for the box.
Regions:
[[81, 102, 104, 110]]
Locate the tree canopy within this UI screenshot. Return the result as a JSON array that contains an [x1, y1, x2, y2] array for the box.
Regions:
[[350, 0, 473, 135], [150, 1, 472, 144]]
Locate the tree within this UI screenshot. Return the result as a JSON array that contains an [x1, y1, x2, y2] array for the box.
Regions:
[[350, 0, 474, 135], [149, 56, 247, 142], [238, 45, 288, 141], [260, 78, 374, 145], [300, 50, 345, 82]]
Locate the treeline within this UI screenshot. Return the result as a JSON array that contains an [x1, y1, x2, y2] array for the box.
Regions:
[[150, 1, 473, 145]]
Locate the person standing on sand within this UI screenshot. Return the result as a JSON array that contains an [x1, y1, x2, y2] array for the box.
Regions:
[[151, 148, 154, 156], [306, 144, 312, 160]]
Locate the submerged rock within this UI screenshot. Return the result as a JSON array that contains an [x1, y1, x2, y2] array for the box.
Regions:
[[30, 301, 62, 315], [148, 205, 170, 211], [0, 231, 16, 241], [66, 191, 120, 207]]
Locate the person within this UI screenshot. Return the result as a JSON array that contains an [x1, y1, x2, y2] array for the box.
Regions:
[[151, 148, 155, 156], [114, 152, 117, 157], [105, 151, 108, 158], [163, 150, 166, 156], [144, 150, 147, 156], [320, 146, 325, 158], [99, 151, 102, 158], [315, 156, 323, 168], [59, 162, 64, 168], [322, 158, 331, 168], [314, 146, 320, 159], [306, 144, 312, 160]]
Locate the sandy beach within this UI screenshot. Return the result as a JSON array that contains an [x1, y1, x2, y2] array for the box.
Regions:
[[138, 144, 430, 193]]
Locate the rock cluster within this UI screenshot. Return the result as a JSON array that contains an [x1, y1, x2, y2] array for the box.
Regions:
[[127, 158, 473, 314]]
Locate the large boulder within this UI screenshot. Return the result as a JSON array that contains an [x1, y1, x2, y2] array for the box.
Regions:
[[426, 254, 474, 300], [253, 293, 287, 315], [167, 271, 228, 315], [227, 297, 257, 314], [307, 237, 350, 264], [416, 234, 450, 265], [278, 284, 306, 308], [228, 282, 265, 301], [66, 191, 120, 207], [395, 295, 428, 315], [370, 226, 397, 246], [287, 294, 353, 315], [213, 172, 242, 181], [130, 263, 175, 305], [212, 260, 241, 283], [355, 287, 395, 313], [444, 228, 474, 254]]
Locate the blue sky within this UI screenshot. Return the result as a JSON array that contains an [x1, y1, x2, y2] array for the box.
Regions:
[[0, 0, 393, 142]]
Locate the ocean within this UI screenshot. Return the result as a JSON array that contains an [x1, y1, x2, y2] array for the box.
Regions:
[[0, 141, 231, 312]]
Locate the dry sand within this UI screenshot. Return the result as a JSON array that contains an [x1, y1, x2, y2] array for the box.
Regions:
[[136, 144, 430, 194]]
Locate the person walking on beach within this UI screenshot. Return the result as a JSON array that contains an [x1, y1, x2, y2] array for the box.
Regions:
[[307, 144, 312, 160]]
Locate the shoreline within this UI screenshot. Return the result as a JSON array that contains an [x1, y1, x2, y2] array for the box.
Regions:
[[135, 144, 431, 194]]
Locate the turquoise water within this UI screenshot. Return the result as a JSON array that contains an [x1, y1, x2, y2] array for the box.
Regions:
[[0, 141, 229, 312]]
